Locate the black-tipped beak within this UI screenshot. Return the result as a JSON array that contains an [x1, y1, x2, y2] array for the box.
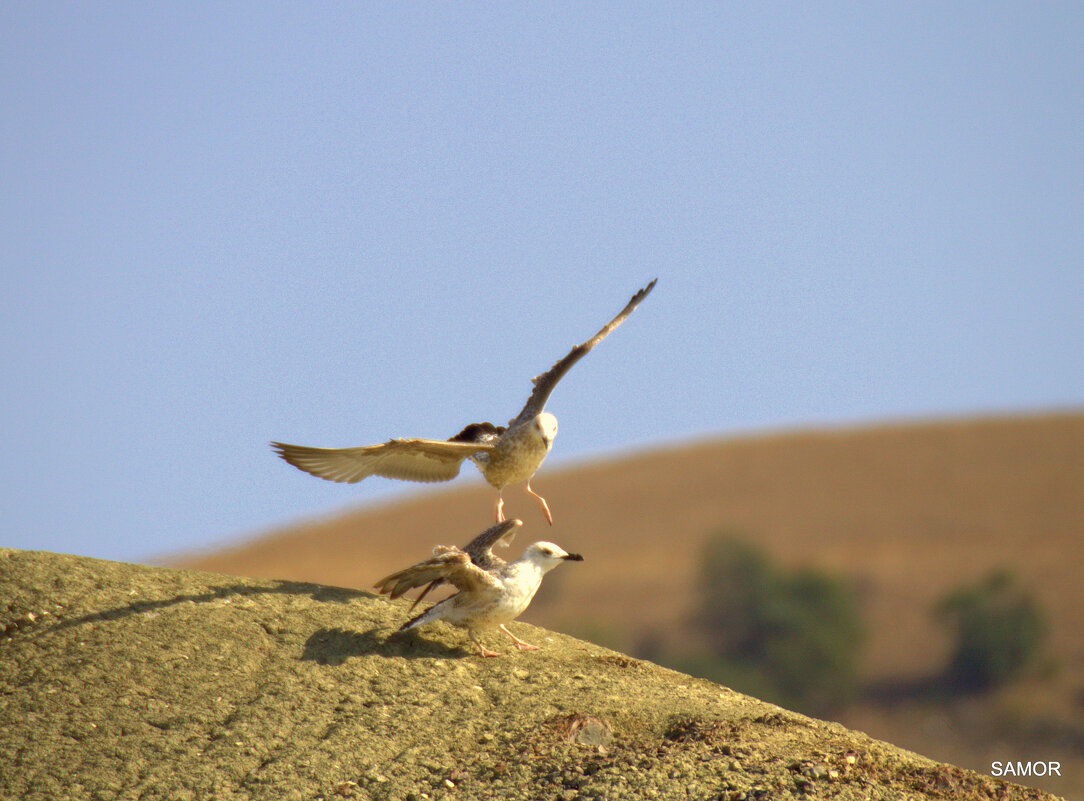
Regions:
[[564, 553, 584, 562]]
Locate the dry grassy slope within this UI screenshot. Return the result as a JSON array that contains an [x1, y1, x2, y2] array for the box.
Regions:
[[183, 412, 1084, 678], [1, 549, 1061, 801]]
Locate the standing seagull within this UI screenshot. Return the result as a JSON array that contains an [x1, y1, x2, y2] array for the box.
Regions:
[[375, 519, 583, 657], [272, 279, 656, 524]]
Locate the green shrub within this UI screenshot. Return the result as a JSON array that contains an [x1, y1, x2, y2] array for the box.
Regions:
[[934, 569, 1046, 693], [694, 534, 866, 714]]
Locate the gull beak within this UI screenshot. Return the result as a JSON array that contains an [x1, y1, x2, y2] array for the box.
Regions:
[[563, 553, 584, 562]]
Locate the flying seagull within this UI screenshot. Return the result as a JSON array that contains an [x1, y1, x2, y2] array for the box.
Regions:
[[272, 278, 656, 524], [375, 519, 583, 657]]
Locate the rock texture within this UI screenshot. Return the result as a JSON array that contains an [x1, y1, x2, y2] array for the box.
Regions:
[[1, 549, 1061, 800]]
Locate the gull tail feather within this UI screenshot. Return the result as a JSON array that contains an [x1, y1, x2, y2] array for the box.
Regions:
[[399, 600, 444, 632]]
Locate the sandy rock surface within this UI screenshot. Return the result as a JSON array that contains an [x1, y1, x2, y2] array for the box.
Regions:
[[1, 549, 1061, 800]]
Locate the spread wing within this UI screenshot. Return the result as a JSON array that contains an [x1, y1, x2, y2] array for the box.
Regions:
[[400, 519, 524, 613], [271, 438, 495, 484], [510, 278, 657, 427], [374, 547, 502, 600], [463, 518, 522, 569]]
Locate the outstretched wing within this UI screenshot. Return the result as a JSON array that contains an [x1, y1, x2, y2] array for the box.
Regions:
[[270, 438, 494, 484], [402, 519, 524, 613], [374, 547, 502, 600], [510, 278, 657, 427], [463, 518, 523, 570]]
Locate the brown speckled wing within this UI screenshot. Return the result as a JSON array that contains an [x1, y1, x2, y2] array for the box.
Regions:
[[271, 438, 495, 484]]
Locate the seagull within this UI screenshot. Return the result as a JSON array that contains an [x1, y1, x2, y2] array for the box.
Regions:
[[374, 519, 583, 657], [272, 279, 656, 525]]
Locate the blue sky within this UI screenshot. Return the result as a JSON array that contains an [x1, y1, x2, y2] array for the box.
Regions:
[[2, 3, 1081, 563]]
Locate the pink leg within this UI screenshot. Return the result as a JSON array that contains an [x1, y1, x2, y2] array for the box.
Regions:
[[500, 624, 540, 651], [470, 631, 502, 658], [494, 492, 505, 523], [525, 482, 553, 525]]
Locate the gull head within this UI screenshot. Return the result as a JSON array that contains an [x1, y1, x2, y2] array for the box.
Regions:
[[524, 541, 584, 572], [534, 412, 558, 446]]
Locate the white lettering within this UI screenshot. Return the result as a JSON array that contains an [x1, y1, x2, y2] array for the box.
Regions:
[[990, 761, 1062, 778]]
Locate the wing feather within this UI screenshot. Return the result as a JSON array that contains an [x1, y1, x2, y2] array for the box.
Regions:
[[511, 278, 657, 426], [270, 438, 494, 484], [404, 519, 523, 612], [463, 519, 522, 569], [374, 547, 501, 600]]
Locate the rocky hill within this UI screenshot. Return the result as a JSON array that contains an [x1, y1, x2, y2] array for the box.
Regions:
[[1, 549, 1061, 800]]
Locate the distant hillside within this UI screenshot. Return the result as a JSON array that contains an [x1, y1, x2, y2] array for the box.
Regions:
[[1, 550, 1061, 800]]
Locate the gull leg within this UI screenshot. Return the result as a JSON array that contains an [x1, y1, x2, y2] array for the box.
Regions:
[[495, 492, 505, 523], [500, 623, 540, 651], [470, 630, 502, 658], [525, 482, 553, 526]]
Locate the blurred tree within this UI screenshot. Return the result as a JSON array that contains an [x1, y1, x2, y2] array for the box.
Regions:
[[694, 533, 866, 714], [933, 569, 1047, 693]]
